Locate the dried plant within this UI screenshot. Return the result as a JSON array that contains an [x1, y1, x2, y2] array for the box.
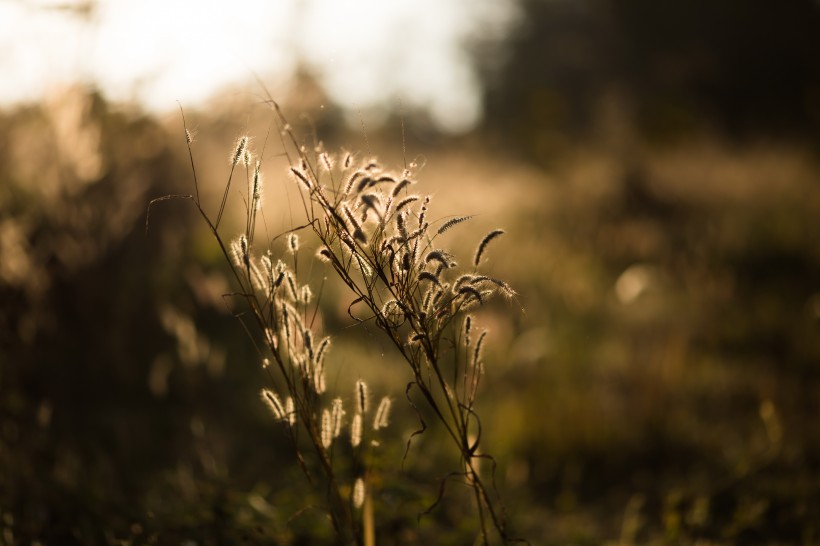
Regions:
[[147, 102, 525, 545]]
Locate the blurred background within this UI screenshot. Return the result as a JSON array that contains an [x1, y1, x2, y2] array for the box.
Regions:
[[2, 0, 820, 543]]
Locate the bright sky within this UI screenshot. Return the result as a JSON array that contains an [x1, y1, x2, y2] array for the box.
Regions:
[[0, 0, 517, 132]]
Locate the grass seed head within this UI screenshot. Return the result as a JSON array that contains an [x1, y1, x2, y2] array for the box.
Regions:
[[355, 176, 374, 194], [418, 271, 441, 286], [288, 233, 299, 254], [355, 380, 369, 415], [331, 398, 345, 438], [457, 285, 483, 305], [261, 389, 286, 421], [343, 170, 365, 196], [314, 364, 326, 394], [299, 285, 312, 305], [474, 229, 505, 267], [232, 135, 249, 165], [290, 167, 312, 191], [285, 397, 296, 425], [315, 337, 331, 365], [353, 478, 365, 509], [351, 413, 362, 447], [316, 247, 333, 263], [252, 162, 263, 210], [373, 396, 391, 430], [320, 152, 333, 172], [392, 178, 414, 196], [321, 409, 332, 448], [473, 330, 488, 369], [437, 215, 473, 236], [395, 195, 419, 213]]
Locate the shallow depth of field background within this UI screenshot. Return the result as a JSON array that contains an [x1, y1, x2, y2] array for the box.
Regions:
[[2, 1, 820, 544]]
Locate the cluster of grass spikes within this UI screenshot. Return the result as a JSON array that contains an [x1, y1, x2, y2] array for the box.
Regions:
[[147, 101, 527, 546]]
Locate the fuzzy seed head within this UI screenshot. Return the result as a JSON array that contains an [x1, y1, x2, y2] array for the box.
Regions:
[[316, 247, 333, 263], [351, 413, 362, 447], [360, 193, 381, 213], [394, 195, 419, 213], [382, 299, 403, 326], [299, 285, 312, 305], [418, 271, 441, 286], [396, 211, 408, 240], [343, 170, 365, 196], [315, 337, 331, 365], [261, 253, 272, 275], [331, 398, 345, 438], [284, 272, 298, 301], [425, 250, 452, 266], [290, 167, 312, 190], [252, 163, 264, 209], [457, 285, 483, 305], [353, 478, 365, 509], [321, 409, 332, 448], [342, 204, 362, 235], [474, 229, 505, 267], [232, 136, 249, 165], [231, 236, 248, 269], [315, 367, 326, 394], [288, 233, 299, 254], [285, 397, 296, 425], [303, 329, 314, 361], [355, 380, 368, 415], [274, 271, 285, 290], [474, 330, 487, 368], [261, 389, 286, 421], [373, 396, 391, 430], [320, 152, 333, 172], [392, 178, 414, 197], [437, 215, 472, 235], [281, 304, 291, 344], [356, 176, 374, 194]]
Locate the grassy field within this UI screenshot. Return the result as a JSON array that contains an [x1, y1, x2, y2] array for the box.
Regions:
[[1, 88, 819, 544]]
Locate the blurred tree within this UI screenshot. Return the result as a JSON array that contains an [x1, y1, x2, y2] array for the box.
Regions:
[[481, 0, 820, 151]]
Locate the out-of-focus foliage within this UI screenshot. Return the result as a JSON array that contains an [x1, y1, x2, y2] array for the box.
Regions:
[[0, 87, 305, 545], [482, 0, 820, 155]]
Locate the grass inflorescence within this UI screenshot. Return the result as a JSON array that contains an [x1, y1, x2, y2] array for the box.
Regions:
[[147, 100, 525, 545]]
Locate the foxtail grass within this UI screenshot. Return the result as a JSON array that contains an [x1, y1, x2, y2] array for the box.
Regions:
[[147, 101, 526, 545]]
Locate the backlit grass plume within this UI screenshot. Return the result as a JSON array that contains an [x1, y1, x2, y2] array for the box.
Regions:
[[147, 101, 525, 545], [266, 101, 521, 545]]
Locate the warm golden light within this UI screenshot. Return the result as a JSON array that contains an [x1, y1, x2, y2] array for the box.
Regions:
[[0, 0, 518, 131]]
